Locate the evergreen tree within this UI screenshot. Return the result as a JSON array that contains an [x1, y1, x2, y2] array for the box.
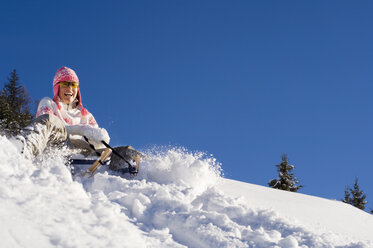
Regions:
[[268, 154, 303, 192], [342, 178, 367, 211], [350, 178, 367, 210], [342, 186, 352, 204], [0, 90, 12, 133], [0, 69, 33, 136]]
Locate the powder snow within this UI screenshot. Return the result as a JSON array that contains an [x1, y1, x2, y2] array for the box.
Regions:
[[0, 136, 372, 248]]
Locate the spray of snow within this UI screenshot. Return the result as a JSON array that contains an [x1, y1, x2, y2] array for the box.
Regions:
[[0, 136, 372, 248], [137, 146, 222, 193]]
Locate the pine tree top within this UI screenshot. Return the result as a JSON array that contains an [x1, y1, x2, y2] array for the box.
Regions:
[[342, 178, 367, 211], [268, 154, 303, 192], [0, 69, 33, 136]]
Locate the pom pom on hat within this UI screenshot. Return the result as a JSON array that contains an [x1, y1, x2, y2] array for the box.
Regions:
[[81, 108, 89, 116]]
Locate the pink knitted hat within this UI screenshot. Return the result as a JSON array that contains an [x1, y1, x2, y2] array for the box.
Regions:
[[53, 67, 86, 113]]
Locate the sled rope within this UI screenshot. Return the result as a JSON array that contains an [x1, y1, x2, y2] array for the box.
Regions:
[[100, 140, 138, 174], [100, 141, 132, 167], [83, 136, 137, 174], [83, 136, 101, 157]]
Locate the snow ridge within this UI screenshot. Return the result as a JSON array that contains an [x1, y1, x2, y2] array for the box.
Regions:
[[0, 136, 372, 247]]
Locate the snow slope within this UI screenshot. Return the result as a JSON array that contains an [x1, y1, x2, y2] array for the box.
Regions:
[[0, 136, 372, 248], [218, 179, 373, 242]]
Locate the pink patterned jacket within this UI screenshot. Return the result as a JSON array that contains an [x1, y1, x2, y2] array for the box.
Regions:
[[36, 97, 98, 127]]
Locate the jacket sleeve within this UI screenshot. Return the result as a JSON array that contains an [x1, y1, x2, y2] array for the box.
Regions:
[[65, 109, 99, 136], [65, 124, 110, 143], [87, 113, 99, 128], [36, 97, 59, 117]]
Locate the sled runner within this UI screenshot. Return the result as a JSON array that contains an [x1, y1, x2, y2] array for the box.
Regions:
[[69, 137, 144, 177]]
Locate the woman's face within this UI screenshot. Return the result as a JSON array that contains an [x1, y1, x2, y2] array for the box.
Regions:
[[58, 81, 79, 104]]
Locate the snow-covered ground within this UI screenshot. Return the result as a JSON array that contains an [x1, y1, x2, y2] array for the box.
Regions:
[[1, 136, 372, 248]]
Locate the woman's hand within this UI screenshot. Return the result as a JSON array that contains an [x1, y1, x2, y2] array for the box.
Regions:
[[66, 125, 110, 144]]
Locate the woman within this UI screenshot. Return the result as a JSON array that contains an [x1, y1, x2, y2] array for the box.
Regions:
[[15, 66, 110, 158]]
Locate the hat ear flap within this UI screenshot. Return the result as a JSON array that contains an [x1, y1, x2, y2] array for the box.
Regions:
[[77, 90, 88, 116], [77, 89, 83, 109], [53, 84, 59, 102]]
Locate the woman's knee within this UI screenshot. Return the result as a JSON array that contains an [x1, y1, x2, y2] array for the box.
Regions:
[[35, 114, 63, 126]]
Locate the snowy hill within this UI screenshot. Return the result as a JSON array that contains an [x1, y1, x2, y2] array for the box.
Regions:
[[1, 136, 372, 248]]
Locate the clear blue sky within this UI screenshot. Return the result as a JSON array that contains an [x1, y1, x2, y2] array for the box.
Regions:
[[1, 1, 373, 208]]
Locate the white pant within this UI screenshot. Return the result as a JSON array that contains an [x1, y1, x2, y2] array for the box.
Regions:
[[20, 114, 96, 157], [20, 114, 67, 157]]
